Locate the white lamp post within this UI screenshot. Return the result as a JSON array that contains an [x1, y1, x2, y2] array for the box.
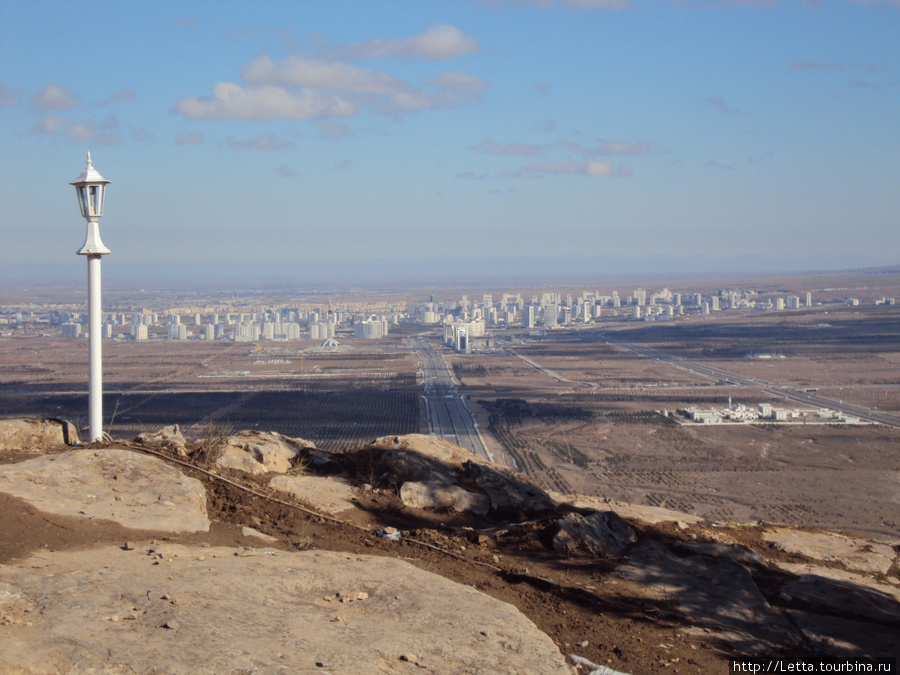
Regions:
[[71, 152, 111, 443]]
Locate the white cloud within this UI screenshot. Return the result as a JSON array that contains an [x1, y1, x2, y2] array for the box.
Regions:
[[457, 171, 490, 180], [707, 159, 733, 169], [29, 83, 78, 110], [472, 139, 543, 156], [510, 0, 630, 8], [0, 82, 22, 106], [225, 133, 294, 151], [110, 89, 137, 103], [701, 95, 746, 115], [241, 55, 407, 94], [557, 139, 652, 155], [173, 82, 356, 120], [274, 164, 297, 178], [29, 114, 120, 145], [388, 72, 486, 113], [333, 25, 480, 61], [317, 120, 353, 139], [789, 61, 844, 71], [502, 158, 626, 178], [175, 133, 204, 145], [562, 0, 630, 8]]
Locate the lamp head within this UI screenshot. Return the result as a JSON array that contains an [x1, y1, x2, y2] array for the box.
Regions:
[[73, 153, 111, 255], [71, 152, 111, 221]]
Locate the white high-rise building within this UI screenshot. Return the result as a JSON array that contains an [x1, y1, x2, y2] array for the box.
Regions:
[[525, 304, 536, 328], [131, 324, 148, 340], [62, 322, 81, 338], [543, 305, 559, 327], [354, 319, 385, 339], [233, 323, 260, 341], [204, 324, 215, 340], [804, 292, 812, 307], [167, 323, 188, 340]]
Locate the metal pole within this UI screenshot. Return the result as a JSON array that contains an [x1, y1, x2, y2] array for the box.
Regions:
[[87, 253, 103, 442]]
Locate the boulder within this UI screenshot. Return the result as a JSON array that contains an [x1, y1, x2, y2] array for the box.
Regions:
[[616, 540, 800, 654], [786, 610, 899, 660], [553, 493, 704, 526], [269, 474, 357, 515], [373, 434, 493, 469], [780, 572, 900, 624], [0, 418, 78, 451], [400, 480, 490, 516], [460, 460, 557, 519], [136, 425, 187, 455], [671, 541, 767, 568], [358, 434, 490, 486], [0, 546, 573, 674], [0, 448, 209, 533], [761, 527, 896, 575], [552, 511, 637, 557], [216, 430, 316, 475]]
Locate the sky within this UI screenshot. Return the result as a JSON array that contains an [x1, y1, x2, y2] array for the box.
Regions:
[[1, 0, 898, 287]]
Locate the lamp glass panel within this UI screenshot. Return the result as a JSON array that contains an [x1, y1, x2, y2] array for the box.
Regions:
[[77, 186, 88, 218]]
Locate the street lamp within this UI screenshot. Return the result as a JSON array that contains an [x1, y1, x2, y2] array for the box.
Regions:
[[71, 152, 111, 442]]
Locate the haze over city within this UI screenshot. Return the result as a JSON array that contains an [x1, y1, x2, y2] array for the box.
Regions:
[[1, 0, 898, 287]]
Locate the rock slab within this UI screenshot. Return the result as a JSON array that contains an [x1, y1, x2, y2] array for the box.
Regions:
[[616, 541, 799, 654], [216, 430, 316, 475], [0, 448, 209, 533], [0, 418, 78, 451], [552, 511, 637, 557], [400, 480, 491, 515], [0, 545, 573, 675], [762, 527, 896, 575], [269, 474, 357, 515]]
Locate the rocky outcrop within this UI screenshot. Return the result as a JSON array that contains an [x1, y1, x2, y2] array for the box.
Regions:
[[551, 511, 637, 557], [269, 474, 357, 515], [460, 459, 557, 519], [762, 527, 896, 575], [344, 435, 557, 520], [617, 540, 801, 655], [0, 418, 78, 451], [0, 545, 573, 675], [400, 480, 490, 516], [0, 448, 209, 532], [136, 424, 187, 455], [216, 430, 316, 475]]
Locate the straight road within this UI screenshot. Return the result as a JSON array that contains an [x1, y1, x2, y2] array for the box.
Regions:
[[600, 335, 900, 428], [411, 336, 490, 460]]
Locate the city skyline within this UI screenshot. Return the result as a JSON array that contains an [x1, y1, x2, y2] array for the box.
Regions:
[[1, 0, 898, 286]]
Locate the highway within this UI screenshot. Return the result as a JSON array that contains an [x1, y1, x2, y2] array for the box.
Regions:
[[411, 336, 491, 460], [600, 335, 900, 428]]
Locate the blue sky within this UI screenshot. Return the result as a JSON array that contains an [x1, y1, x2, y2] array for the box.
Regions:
[[1, 0, 898, 286]]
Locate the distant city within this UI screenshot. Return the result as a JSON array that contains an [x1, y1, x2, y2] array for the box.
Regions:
[[2, 284, 896, 353]]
